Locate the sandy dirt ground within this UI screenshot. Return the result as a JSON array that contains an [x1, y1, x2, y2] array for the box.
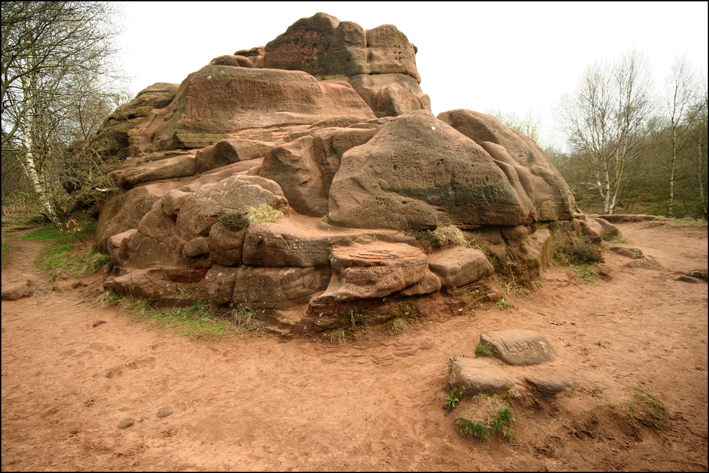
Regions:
[[2, 220, 708, 471]]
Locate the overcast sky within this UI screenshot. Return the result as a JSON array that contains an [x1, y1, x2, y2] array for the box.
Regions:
[[114, 1, 708, 148]]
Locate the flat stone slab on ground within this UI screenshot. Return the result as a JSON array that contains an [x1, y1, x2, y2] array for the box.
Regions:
[[626, 258, 663, 270], [524, 376, 571, 397], [610, 247, 644, 259], [448, 357, 514, 396], [480, 330, 556, 366]]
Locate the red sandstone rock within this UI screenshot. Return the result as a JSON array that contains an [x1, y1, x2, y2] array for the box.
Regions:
[[328, 110, 535, 230], [1, 280, 33, 301], [427, 247, 494, 289], [259, 127, 376, 216], [146, 66, 376, 151], [312, 241, 428, 303], [438, 109, 577, 222]]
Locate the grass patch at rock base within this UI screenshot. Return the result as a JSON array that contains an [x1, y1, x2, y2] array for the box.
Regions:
[[456, 406, 516, 442]]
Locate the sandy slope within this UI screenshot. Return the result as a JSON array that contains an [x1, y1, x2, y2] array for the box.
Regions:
[[1, 220, 707, 471]]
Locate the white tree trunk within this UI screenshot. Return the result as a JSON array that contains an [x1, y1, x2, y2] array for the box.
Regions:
[[20, 75, 64, 230]]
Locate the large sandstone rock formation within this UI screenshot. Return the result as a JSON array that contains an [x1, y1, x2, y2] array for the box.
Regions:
[[75, 12, 606, 335]]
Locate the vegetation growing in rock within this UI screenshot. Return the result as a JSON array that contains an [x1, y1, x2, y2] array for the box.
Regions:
[[406, 225, 475, 248], [246, 204, 285, 225], [218, 212, 249, 231]]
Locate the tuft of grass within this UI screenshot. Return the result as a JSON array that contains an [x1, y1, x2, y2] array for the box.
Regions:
[[406, 225, 475, 248], [325, 327, 347, 344], [1, 207, 50, 231], [456, 407, 516, 442], [21, 223, 76, 243], [114, 295, 247, 338], [496, 297, 510, 309], [247, 204, 284, 225], [138, 299, 232, 337], [429, 225, 468, 246], [231, 307, 265, 333], [629, 387, 666, 428], [385, 317, 407, 335], [475, 343, 495, 357], [571, 263, 599, 283], [456, 418, 491, 442], [94, 288, 122, 308], [36, 243, 111, 280]]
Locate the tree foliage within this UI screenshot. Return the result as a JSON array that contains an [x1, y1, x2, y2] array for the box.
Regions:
[[552, 49, 707, 220], [1, 1, 127, 228]]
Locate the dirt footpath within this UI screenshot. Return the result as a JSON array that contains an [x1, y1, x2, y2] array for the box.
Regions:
[[2, 221, 707, 471]]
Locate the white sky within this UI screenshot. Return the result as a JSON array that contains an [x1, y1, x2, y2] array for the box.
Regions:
[[115, 1, 708, 149]]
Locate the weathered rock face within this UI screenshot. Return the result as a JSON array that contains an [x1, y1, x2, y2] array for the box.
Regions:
[[261, 12, 429, 118], [99, 83, 180, 157], [263, 13, 420, 82], [329, 110, 536, 230], [438, 109, 577, 222], [93, 13, 593, 335], [142, 66, 376, 152], [259, 127, 376, 217], [314, 241, 429, 303]]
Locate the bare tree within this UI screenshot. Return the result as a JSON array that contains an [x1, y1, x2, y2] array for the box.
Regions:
[[486, 107, 544, 144], [1, 1, 125, 229], [558, 48, 655, 215], [662, 55, 700, 218], [688, 83, 708, 220]]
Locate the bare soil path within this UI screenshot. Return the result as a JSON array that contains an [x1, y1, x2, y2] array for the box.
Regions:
[[2, 221, 707, 471]]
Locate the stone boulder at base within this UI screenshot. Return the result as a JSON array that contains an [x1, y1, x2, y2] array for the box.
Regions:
[[328, 110, 536, 230], [1, 280, 33, 300], [242, 213, 420, 268], [428, 246, 494, 288], [233, 266, 331, 306], [479, 330, 557, 366], [312, 241, 428, 303], [448, 357, 515, 397]]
